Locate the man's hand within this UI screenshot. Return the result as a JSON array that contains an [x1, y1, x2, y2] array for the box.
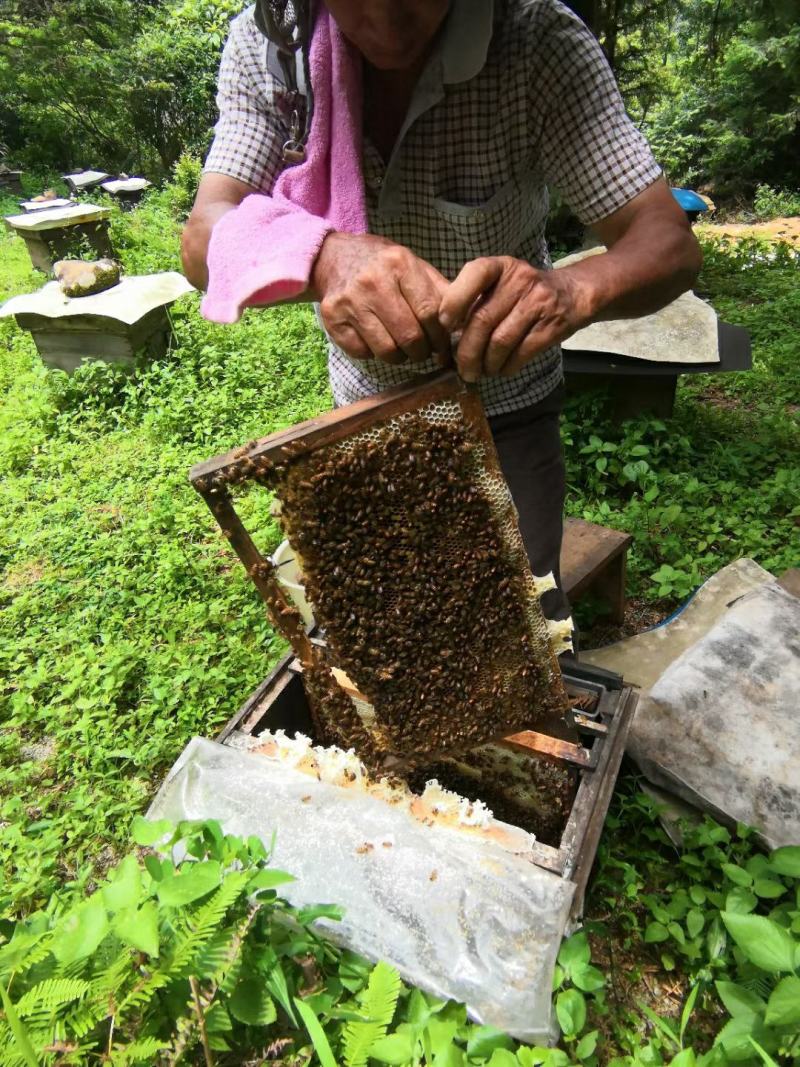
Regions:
[[439, 256, 591, 382], [312, 232, 451, 365], [438, 180, 702, 384]]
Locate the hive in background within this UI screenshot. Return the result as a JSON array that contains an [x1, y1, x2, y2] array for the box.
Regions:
[[191, 371, 571, 767]]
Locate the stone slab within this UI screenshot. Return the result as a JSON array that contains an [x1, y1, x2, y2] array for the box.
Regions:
[[0, 272, 194, 326], [554, 246, 720, 365], [4, 203, 111, 232]]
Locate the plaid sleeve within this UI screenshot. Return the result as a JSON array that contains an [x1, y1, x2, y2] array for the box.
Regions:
[[533, 3, 663, 224], [203, 11, 286, 192]]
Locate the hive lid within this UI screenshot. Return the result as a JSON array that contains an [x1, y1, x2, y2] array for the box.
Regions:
[[555, 247, 720, 365], [0, 272, 195, 324], [20, 198, 74, 212], [101, 177, 152, 194], [62, 169, 110, 188], [4, 202, 111, 231]]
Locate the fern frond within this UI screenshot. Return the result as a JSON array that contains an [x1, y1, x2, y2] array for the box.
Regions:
[[111, 1035, 170, 1063], [343, 961, 402, 1067], [0, 935, 53, 981], [64, 946, 134, 1038], [169, 873, 250, 979], [15, 977, 90, 1018]]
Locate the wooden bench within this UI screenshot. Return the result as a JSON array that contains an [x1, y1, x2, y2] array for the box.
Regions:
[[561, 517, 632, 624]]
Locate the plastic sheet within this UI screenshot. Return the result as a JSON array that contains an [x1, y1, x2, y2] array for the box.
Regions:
[[148, 737, 575, 1043], [629, 581, 800, 848]]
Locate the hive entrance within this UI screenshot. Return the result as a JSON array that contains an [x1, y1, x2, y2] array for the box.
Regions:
[[191, 371, 571, 768]]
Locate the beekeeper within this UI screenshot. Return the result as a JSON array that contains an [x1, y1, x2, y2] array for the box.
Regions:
[[182, 0, 701, 623]]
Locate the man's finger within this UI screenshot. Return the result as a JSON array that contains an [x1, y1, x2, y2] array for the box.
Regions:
[[455, 284, 521, 382], [356, 310, 410, 364], [439, 258, 505, 330], [483, 299, 539, 376], [400, 267, 451, 362], [329, 322, 371, 361], [373, 287, 432, 363], [500, 319, 563, 376]]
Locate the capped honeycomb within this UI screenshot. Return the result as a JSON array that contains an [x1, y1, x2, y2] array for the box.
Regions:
[[256, 391, 571, 766]]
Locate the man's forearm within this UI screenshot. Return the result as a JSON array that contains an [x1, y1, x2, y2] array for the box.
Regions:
[[561, 220, 702, 323], [564, 180, 703, 323], [181, 202, 239, 291]]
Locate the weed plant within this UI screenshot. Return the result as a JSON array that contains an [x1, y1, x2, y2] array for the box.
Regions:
[[0, 177, 798, 1065]]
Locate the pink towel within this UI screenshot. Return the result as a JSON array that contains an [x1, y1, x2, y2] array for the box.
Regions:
[[201, 7, 367, 324]]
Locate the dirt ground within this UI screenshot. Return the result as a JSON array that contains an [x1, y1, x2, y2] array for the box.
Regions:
[[697, 215, 800, 245]]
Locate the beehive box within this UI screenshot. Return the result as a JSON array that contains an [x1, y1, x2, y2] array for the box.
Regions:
[[191, 371, 574, 768]]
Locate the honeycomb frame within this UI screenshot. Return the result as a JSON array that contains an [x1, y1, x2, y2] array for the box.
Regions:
[[191, 370, 571, 767]]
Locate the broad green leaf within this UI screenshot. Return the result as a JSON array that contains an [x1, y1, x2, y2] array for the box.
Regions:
[[102, 855, 143, 912], [721, 912, 797, 973], [248, 868, 296, 890], [753, 879, 785, 899], [113, 900, 159, 957], [229, 979, 277, 1026], [558, 931, 591, 972], [369, 1032, 416, 1064], [769, 846, 800, 878], [725, 887, 757, 914], [555, 989, 586, 1037], [156, 860, 221, 906], [572, 964, 605, 993], [722, 864, 753, 887], [575, 1029, 598, 1060], [52, 894, 110, 965], [715, 981, 766, 1018], [764, 975, 800, 1026], [296, 903, 345, 925], [433, 1045, 464, 1067], [427, 1012, 460, 1056], [715, 1014, 778, 1062], [294, 996, 338, 1067], [466, 1025, 516, 1058], [669, 1050, 696, 1067], [487, 1051, 519, 1067], [644, 921, 669, 943], [131, 816, 173, 846], [686, 909, 705, 939]]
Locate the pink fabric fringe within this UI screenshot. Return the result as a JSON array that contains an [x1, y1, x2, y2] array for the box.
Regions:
[[201, 8, 367, 324]]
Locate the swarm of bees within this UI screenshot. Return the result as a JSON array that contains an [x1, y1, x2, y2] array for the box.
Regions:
[[230, 409, 571, 766]]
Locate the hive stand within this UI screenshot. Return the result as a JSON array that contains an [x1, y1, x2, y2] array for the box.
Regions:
[[62, 170, 111, 196], [561, 518, 631, 624], [3, 203, 113, 273], [0, 273, 195, 373], [100, 177, 151, 210], [0, 170, 24, 195]]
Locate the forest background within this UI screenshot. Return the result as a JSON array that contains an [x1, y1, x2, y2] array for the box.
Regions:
[[1, 0, 799, 204]]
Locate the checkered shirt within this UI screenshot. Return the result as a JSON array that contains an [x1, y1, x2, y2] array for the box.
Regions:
[[204, 0, 662, 416]]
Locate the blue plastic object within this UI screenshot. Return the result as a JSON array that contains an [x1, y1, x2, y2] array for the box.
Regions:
[[671, 187, 709, 214]]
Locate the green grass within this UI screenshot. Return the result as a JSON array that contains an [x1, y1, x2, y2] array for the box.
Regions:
[[0, 185, 799, 1063]]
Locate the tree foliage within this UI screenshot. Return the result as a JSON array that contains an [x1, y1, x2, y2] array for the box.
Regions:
[[0, 0, 245, 176]]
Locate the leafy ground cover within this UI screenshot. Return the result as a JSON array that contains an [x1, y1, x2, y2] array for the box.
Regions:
[[0, 179, 798, 1064]]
